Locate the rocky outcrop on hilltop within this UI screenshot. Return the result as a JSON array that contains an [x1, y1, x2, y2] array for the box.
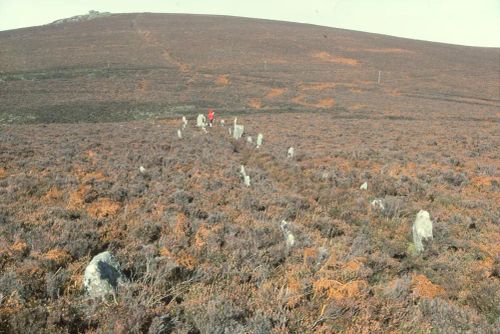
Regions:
[[50, 10, 111, 25]]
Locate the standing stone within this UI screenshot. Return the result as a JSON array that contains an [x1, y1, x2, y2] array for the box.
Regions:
[[196, 114, 206, 127], [247, 136, 253, 144], [228, 127, 232, 135], [182, 116, 188, 129], [412, 210, 433, 253], [139, 166, 146, 174], [370, 199, 385, 210], [256, 133, 263, 148], [240, 165, 247, 177], [84, 251, 127, 299], [287, 147, 294, 158], [244, 175, 251, 187], [233, 125, 244, 139], [177, 129, 182, 139], [360, 182, 368, 190], [280, 220, 295, 247]]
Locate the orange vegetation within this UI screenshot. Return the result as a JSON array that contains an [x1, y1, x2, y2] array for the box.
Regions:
[[86, 198, 121, 218], [248, 98, 263, 109], [265, 88, 287, 99], [292, 95, 335, 108], [412, 274, 445, 299], [41, 248, 72, 265], [312, 51, 358, 66], [365, 48, 414, 54], [301, 82, 336, 91], [44, 186, 63, 202], [215, 74, 230, 86], [137, 79, 149, 94], [313, 279, 368, 301], [67, 185, 90, 211]]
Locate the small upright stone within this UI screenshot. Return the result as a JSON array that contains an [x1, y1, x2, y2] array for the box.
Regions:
[[177, 129, 182, 139], [247, 136, 253, 143], [84, 251, 127, 299], [233, 125, 244, 139], [256, 133, 263, 148], [244, 175, 251, 187], [220, 119, 225, 127], [139, 166, 146, 174], [412, 210, 433, 253], [287, 147, 294, 158], [182, 116, 188, 129], [370, 199, 385, 210], [360, 182, 368, 190], [196, 114, 206, 127], [280, 220, 295, 247]]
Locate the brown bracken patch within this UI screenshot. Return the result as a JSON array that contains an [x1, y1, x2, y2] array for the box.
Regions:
[[316, 98, 335, 108], [86, 198, 121, 218], [44, 186, 63, 202], [265, 88, 287, 99], [67, 185, 90, 211], [41, 248, 72, 266], [215, 74, 230, 86], [248, 98, 263, 109], [312, 51, 358, 66], [412, 274, 445, 299]]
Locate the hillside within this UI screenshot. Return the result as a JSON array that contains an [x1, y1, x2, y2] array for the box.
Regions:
[[0, 13, 499, 334], [0, 13, 498, 123]]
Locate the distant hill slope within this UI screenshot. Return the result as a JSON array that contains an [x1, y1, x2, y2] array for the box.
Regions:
[[0, 13, 498, 123]]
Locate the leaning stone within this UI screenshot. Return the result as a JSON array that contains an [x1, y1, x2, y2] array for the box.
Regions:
[[83, 251, 127, 299], [360, 182, 368, 190], [256, 133, 263, 148]]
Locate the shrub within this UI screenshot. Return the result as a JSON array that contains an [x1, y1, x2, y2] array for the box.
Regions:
[[9, 305, 49, 334], [441, 171, 468, 187], [45, 269, 69, 299], [189, 297, 248, 334], [419, 298, 490, 333], [311, 217, 345, 238]]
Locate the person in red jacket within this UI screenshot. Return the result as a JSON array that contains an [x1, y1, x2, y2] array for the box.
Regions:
[[207, 108, 215, 127]]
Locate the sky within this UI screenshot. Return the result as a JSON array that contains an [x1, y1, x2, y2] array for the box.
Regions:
[[0, 0, 499, 47]]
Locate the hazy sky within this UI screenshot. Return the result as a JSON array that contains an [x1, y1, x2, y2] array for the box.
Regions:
[[1, 0, 499, 47]]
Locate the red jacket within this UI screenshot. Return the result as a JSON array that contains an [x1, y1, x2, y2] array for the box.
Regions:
[[208, 110, 215, 120]]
